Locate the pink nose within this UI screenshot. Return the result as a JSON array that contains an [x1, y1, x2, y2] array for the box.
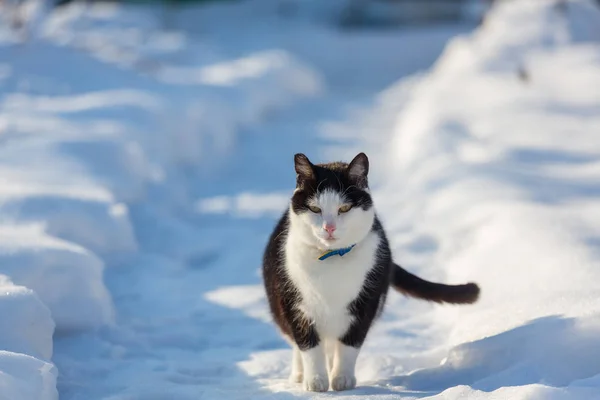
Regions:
[[324, 224, 336, 235]]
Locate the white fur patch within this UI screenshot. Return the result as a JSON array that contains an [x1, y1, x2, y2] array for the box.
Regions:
[[300, 345, 328, 392], [289, 346, 303, 383], [285, 201, 379, 339], [295, 188, 375, 250], [330, 342, 359, 390]]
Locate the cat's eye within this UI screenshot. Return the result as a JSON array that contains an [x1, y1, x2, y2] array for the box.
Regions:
[[308, 205, 321, 213], [338, 204, 352, 214]]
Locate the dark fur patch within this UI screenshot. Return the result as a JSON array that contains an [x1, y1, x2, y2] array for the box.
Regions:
[[391, 263, 480, 304], [341, 217, 391, 348], [262, 211, 321, 350], [291, 161, 373, 214]]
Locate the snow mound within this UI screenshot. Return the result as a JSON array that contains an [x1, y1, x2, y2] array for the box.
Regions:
[[0, 277, 57, 400], [0, 224, 114, 332], [392, 315, 600, 392], [0, 351, 58, 400], [0, 277, 54, 360], [369, 0, 600, 397], [0, 193, 137, 258]]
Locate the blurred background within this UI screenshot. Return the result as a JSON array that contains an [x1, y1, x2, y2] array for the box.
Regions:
[[1, 0, 600, 399]]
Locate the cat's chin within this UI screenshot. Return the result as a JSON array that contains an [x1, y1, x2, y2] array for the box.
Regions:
[[317, 237, 349, 249]]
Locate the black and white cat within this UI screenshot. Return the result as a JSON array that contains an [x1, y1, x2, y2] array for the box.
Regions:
[[262, 153, 479, 392]]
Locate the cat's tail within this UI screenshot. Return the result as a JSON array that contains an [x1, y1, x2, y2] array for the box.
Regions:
[[391, 263, 480, 304]]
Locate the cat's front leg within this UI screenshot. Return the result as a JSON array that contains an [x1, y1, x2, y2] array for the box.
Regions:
[[289, 346, 303, 383], [299, 344, 329, 392], [324, 339, 335, 375], [330, 341, 360, 391], [331, 297, 380, 391], [291, 322, 328, 391]]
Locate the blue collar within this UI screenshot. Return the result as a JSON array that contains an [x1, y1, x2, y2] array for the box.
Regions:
[[318, 244, 356, 261]]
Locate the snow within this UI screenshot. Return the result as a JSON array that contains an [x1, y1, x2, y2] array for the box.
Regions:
[[0, 0, 599, 399], [0, 224, 114, 331], [0, 277, 57, 400], [0, 351, 57, 400], [0, 276, 54, 360], [196, 191, 290, 218], [360, 0, 600, 398]]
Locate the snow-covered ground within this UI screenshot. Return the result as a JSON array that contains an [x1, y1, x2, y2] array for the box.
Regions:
[[0, 0, 599, 399]]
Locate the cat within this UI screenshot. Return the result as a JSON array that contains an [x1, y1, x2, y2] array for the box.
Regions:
[[262, 152, 480, 392]]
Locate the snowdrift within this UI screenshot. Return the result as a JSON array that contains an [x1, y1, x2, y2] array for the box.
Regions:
[[0, 277, 58, 400], [372, 0, 600, 398]]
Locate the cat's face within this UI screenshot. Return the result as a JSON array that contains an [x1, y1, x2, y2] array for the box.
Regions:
[[290, 153, 375, 249]]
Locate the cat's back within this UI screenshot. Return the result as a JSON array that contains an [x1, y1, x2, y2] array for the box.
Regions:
[[262, 210, 294, 337], [263, 209, 289, 273]]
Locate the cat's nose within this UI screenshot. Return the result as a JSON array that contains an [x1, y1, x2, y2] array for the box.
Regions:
[[324, 223, 336, 234]]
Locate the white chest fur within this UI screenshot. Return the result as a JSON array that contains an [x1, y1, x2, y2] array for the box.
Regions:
[[285, 231, 380, 338]]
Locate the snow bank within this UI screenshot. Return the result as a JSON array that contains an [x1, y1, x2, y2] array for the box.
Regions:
[[372, 0, 600, 397], [0, 224, 114, 332], [0, 134, 132, 332], [0, 276, 54, 360], [0, 277, 57, 400], [0, 351, 58, 400]]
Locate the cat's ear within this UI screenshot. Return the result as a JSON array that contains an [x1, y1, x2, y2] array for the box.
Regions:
[[347, 152, 369, 187], [294, 153, 315, 181]]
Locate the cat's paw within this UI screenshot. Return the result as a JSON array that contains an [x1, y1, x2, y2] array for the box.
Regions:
[[289, 372, 303, 383], [303, 375, 329, 392], [331, 374, 356, 391]]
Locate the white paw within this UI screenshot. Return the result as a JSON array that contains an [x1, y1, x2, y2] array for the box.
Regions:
[[303, 375, 329, 392], [331, 374, 356, 391], [289, 372, 303, 383]]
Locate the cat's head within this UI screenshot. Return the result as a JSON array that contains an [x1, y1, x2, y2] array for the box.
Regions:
[[289, 152, 375, 249]]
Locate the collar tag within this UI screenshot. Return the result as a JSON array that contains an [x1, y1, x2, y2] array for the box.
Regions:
[[318, 244, 356, 261]]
